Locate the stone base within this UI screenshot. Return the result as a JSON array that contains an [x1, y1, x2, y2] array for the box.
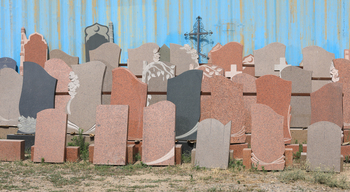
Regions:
[[344, 130, 350, 143], [0, 127, 18, 139], [7, 134, 34, 152], [243, 148, 251, 169], [89, 144, 94, 163], [176, 140, 196, 155], [290, 128, 307, 144], [127, 144, 135, 164], [127, 141, 142, 157], [175, 144, 182, 165], [0, 139, 25, 161], [229, 143, 248, 159], [285, 148, 293, 167], [341, 145, 350, 157], [66, 146, 80, 162], [245, 134, 251, 146], [285, 144, 307, 154], [191, 149, 196, 166]]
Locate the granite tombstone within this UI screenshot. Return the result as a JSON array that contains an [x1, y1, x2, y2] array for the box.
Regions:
[[0, 57, 16, 70], [211, 42, 243, 72], [207, 43, 223, 63], [254, 42, 285, 77], [24, 32, 48, 69], [85, 23, 110, 62], [159, 44, 170, 62], [334, 59, 350, 128], [127, 43, 159, 77], [49, 49, 79, 67], [170, 44, 199, 76]]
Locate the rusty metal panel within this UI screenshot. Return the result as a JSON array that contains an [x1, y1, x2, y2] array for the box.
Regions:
[[0, 0, 349, 68]]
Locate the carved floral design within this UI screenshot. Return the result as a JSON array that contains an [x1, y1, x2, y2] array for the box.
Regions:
[[330, 61, 339, 82], [67, 71, 80, 115]]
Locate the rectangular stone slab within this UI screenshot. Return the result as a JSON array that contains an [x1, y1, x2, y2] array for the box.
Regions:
[[0, 140, 25, 161], [290, 96, 311, 128]]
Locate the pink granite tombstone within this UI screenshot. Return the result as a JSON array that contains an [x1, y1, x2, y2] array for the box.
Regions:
[[207, 43, 223, 63], [142, 101, 175, 165], [211, 42, 243, 72], [251, 104, 285, 170], [210, 75, 246, 143], [310, 82, 343, 128], [334, 59, 350, 128], [93, 105, 128, 165], [33, 109, 67, 163], [111, 68, 147, 140], [24, 32, 48, 69], [256, 75, 292, 144]]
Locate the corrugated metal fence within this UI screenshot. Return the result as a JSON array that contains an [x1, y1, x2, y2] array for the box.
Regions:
[[0, 0, 349, 68]]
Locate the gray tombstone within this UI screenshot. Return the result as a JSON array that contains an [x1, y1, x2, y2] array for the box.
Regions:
[[195, 119, 231, 169], [85, 23, 110, 62], [167, 70, 203, 140], [302, 46, 335, 78], [49, 49, 79, 67], [159, 44, 170, 62], [127, 43, 159, 77], [254, 42, 285, 77], [67, 61, 106, 134], [0, 68, 23, 126], [0, 57, 17, 71], [307, 121, 341, 172], [170, 43, 199, 76], [18, 62, 57, 134]]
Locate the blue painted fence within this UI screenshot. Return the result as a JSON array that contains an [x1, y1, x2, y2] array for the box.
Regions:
[[0, 0, 349, 68]]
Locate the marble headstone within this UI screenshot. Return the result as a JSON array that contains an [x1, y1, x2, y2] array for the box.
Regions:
[[0, 57, 16, 70], [142, 101, 175, 166], [334, 59, 350, 128], [49, 49, 79, 67], [94, 105, 128, 165], [211, 42, 243, 72], [170, 43, 199, 76], [307, 121, 341, 172], [18, 62, 57, 134], [127, 43, 159, 77], [167, 70, 203, 140], [207, 43, 223, 63], [67, 61, 106, 134], [0, 68, 23, 126], [251, 103, 285, 170], [159, 44, 170, 62], [256, 75, 292, 144], [85, 23, 110, 62], [195, 119, 231, 169], [110, 68, 147, 140], [24, 32, 48, 69], [254, 42, 285, 77]]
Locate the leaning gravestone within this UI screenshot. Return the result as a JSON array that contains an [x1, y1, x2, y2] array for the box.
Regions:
[[142, 101, 175, 166], [310, 83, 343, 128], [167, 70, 203, 140], [195, 119, 231, 169], [256, 75, 292, 144], [0, 57, 17, 70], [94, 105, 128, 165], [24, 32, 48, 68], [128, 43, 159, 78], [85, 23, 110, 62], [33, 109, 67, 163], [159, 44, 170, 62], [18, 62, 57, 134], [67, 61, 106, 134], [251, 103, 285, 170], [334, 59, 350, 128], [49, 49, 79, 67], [307, 121, 341, 172], [281, 66, 312, 127], [170, 43, 199, 76], [111, 68, 147, 141], [254, 42, 285, 77], [211, 42, 243, 72], [210, 75, 246, 143], [0, 68, 23, 126]]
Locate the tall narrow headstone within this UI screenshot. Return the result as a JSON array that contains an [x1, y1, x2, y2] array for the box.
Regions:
[[170, 44, 199, 76], [67, 61, 106, 134], [85, 23, 110, 62], [142, 101, 175, 166], [251, 104, 285, 170], [211, 42, 243, 72], [20, 27, 28, 75], [254, 42, 285, 77], [195, 119, 231, 169], [94, 105, 128, 165], [159, 44, 170, 62], [24, 32, 48, 69], [167, 70, 203, 140], [111, 68, 147, 140], [0, 57, 16, 70], [127, 43, 159, 77], [18, 62, 57, 134], [49, 49, 79, 67], [334, 59, 350, 128]]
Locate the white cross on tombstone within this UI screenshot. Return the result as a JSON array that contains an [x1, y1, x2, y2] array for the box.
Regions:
[[274, 57, 291, 72], [225, 64, 242, 79]]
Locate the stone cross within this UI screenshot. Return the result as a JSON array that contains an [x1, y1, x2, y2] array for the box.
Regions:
[[225, 64, 242, 79], [274, 57, 290, 72]]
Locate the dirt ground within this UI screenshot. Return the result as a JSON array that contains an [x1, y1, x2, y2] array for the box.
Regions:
[[0, 156, 350, 192]]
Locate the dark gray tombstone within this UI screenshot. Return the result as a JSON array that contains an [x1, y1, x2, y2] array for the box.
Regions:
[[85, 23, 110, 62], [18, 62, 57, 134], [167, 70, 203, 140], [159, 44, 170, 62], [0, 57, 17, 71]]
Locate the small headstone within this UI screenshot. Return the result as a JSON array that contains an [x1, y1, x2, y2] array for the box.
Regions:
[[334, 59, 350, 128], [142, 101, 175, 166], [207, 43, 223, 63], [307, 121, 341, 172], [24, 32, 48, 69], [85, 23, 110, 62], [0, 57, 16, 70], [256, 75, 292, 144], [211, 42, 243, 72], [195, 119, 231, 169], [93, 105, 128, 165], [127, 43, 159, 77], [310, 83, 343, 128], [49, 49, 79, 67], [110, 68, 147, 140], [210, 75, 246, 143], [170, 43, 199, 76], [159, 44, 170, 62], [67, 61, 106, 134], [18, 62, 57, 134], [251, 103, 285, 170], [167, 70, 203, 140], [0, 68, 23, 126], [302, 46, 335, 78], [225, 64, 242, 79], [33, 109, 67, 163], [254, 42, 285, 77]]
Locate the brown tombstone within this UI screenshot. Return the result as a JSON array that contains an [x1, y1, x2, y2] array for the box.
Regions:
[[211, 42, 243, 72], [207, 43, 223, 63], [24, 32, 48, 69]]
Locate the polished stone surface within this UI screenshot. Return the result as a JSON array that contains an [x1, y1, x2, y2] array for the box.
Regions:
[[254, 42, 285, 77], [170, 43, 199, 75], [211, 42, 243, 72], [302, 46, 335, 78], [49, 49, 79, 67], [128, 43, 159, 76], [24, 33, 48, 68]]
